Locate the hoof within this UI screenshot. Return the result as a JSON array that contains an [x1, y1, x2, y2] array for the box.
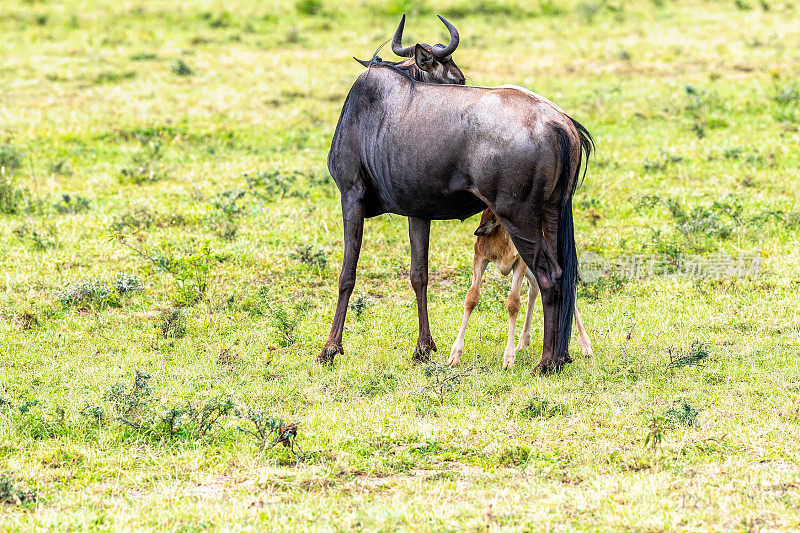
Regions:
[[412, 343, 437, 365], [535, 353, 572, 374], [502, 347, 516, 369], [447, 348, 462, 367], [317, 345, 343, 366], [535, 360, 561, 374], [516, 336, 531, 351]]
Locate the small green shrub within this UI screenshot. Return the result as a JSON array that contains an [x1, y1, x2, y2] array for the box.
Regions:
[[663, 402, 700, 427], [669, 340, 709, 367], [358, 372, 398, 397], [683, 85, 730, 136], [236, 407, 302, 457], [118, 240, 218, 306], [212, 188, 248, 217], [205, 11, 233, 28], [518, 397, 569, 419], [642, 149, 683, 173], [577, 1, 602, 22], [12, 402, 67, 440], [109, 204, 187, 235], [55, 279, 112, 307], [131, 52, 157, 61], [0, 472, 38, 506], [496, 445, 532, 468], [78, 403, 105, 425], [265, 300, 309, 347], [167, 243, 218, 306], [770, 82, 800, 123], [245, 169, 297, 201], [12, 223, 57, 250], [0, 144, 24, 173], [53, 193, 91, 214], [209, 188, 248, 241], [120, 141, 168, 184], [157, 308, 187, 338], [296, 0, 322, 15], [48, 159, 73, 176], [158, 396, 235, 438], [93, 70, 136, 84], [114, 272, 145, 294], [291, 244, 327, 269], [104, 370, 154, 428], [578, 273, 626, 301], [348, 294, 370, 318], [55, 273, 143, 308], [171, 59, 194, 76], [423, 363, 473, 405], [633, 195, 740, 241], [0, 174, 27, 214]]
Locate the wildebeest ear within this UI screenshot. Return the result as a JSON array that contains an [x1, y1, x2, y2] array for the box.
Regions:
[[354, 57, 372, 68], [474, 217, 500, 236], [414, 44, 434, 70]]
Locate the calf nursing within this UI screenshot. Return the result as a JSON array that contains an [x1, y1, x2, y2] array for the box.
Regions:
[[448, 210, 593, 369], [323, 14, 594, 372]]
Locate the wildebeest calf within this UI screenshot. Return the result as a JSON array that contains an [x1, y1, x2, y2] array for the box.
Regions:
[[448, 209, 593, 369]]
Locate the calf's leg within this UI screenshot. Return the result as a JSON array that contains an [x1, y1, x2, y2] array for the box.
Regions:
[[502, 261, 527, 369], [516, 268, 539, 352], [318, 199, 364, 365], [408, 217, 436, 363], [448, 253, 489, 367], [574, 301, 594, 357]]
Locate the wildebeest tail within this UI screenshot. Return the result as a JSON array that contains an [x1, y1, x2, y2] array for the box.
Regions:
[[571, 117, 594, 187], [554, 119, 592, 362]]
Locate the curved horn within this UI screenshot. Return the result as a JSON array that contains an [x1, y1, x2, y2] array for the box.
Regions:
[[433, 14, 459, 58], [391, 14, 415, 58]]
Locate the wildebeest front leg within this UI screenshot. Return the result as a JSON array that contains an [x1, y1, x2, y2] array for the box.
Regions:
[[318, 200, 365, 365], [408, 217, 437, 363]]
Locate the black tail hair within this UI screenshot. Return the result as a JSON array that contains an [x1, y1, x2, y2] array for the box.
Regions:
[[554, 118, 594, 362], [570, 117, 595, 187]]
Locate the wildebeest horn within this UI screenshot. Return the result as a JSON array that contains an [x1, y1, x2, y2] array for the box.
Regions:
[[391, 14, 415, 58], [433, 14, 459, 58]]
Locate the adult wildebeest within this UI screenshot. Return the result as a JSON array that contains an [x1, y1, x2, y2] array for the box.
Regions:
[[448, 209, 594, 369], [320, 15, 593, 372]]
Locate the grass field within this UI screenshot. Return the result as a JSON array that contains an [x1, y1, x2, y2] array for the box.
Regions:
[[1, 0, 800, 530]]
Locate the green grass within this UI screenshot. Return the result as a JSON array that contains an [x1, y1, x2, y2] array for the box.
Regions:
[[1, 0, 800, 530]]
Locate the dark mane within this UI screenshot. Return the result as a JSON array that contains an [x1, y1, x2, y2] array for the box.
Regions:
[[353, 56, 417, 85]]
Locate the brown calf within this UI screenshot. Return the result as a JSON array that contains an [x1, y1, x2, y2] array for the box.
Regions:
[[448, 210, 593, 369]]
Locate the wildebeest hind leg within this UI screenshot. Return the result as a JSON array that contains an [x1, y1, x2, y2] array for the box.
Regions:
[[534, 209, 569, 372], [318, 199, 365, 365], [408, 217, 437, 363], [501, 215, 562, 373]]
